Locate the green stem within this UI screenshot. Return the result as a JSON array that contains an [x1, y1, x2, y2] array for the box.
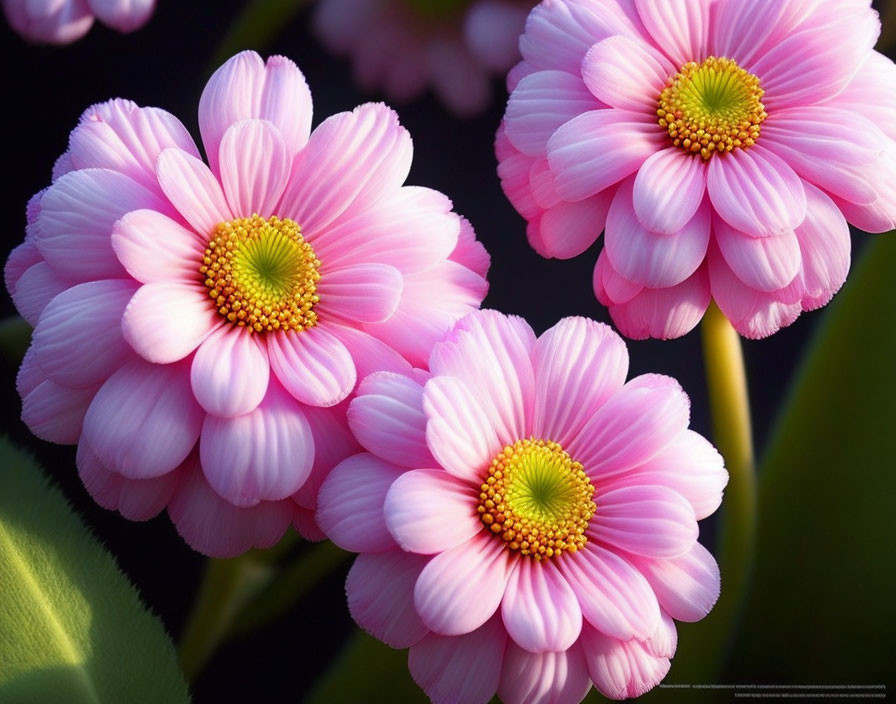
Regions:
[[699, 301, 757, 669], [176, 556, 269, 682]]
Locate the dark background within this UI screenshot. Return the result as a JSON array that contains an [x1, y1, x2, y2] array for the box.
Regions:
[[0, 2, 880, 701]]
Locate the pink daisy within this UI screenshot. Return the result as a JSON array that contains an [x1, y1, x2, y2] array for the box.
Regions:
[[2, 0, 155, 44], [313, 0, 532, 116], [497, 0, 896, 339], [317, 310, 727, 702], [5, 50, 489, 557]]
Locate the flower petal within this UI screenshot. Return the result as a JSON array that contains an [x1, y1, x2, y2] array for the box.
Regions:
[[633, 148, 707, 234], [715, 216, 801, 292], [111, 209, 205, 283], [10, 262, 73, 327], [267, 325, 356, 407], [633, 542, 720, 622], [498, 641, 592, 704], [707, 145, 807, 238], [83, 358, 203, 478], [316, 453, 404, 553], [190, 325, 269, 417], [218, 119, 290, 217], [316, 263, 403, 324], [581, 35, 674, 112], [634, 0, 713, 66], [32, 279, 138, 388], [537, 191, 614, 260], [580, 624, 671, 700], [22, 381, 97, 445], [346, 550, 430, 649], [156, 147, 233, 237], [415, 537, 514, 636], [121, 281, 221, 364], [501, 558, 583, 652]]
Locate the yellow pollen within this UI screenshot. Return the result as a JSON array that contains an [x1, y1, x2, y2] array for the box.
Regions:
[[657, 56, 767, 161], [477, 438, 596, 561], [200, 215, 321, 333]]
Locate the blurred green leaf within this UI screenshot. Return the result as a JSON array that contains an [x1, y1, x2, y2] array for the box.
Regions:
[[0, 315, 30, 363], [730, 234, 896, 682], [211, 0, 309, 71], [0, 437, 190, 704], [307, 629, 427, 704]]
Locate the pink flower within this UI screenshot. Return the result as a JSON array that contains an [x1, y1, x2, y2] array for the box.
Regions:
[[317, 311, 727, 702], [313, 0, 532, 116], [6, 50, 489, 557], [2, 0, 155, 44], [497, 0, 896, 339]]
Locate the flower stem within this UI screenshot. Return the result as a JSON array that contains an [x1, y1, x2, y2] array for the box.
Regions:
[[699, 302, 757, 668], [177, 556, 270, 682]]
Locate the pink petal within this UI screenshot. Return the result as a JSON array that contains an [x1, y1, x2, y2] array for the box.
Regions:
[[590, 485, 698, 559], [711, 0, 818, 67], [557, 544, 661, 641], [385, 470, 481, 554], [5, 239, 43, 298], [83, 357, 203, 478], [605, 179, 710, 288], [497, 125, 541, 221], [35, 168, 168, 281], [634, 0, 712, 65], [600, 261, 711, 340], [533, 316, 629, 447], [326, 324, 413, 381], [168, 456, 294, 558], [607, 429, 727, 520], [409, 616, 506, 704], [449, 217, 490, 279], [292, 507, 325, 541], [547, 109, 665, 202], [77, 438, 178, 521], [4, 0, 94, 44], [504, 70, 599, 157], [537, 192, 614, 260], [750, 5, 879, 111], [348, 372, 435, 468], [156, 148, 232, 237], [16, 345, 44, 399], [218, 119, 290, 217], [707, 242, 802, 339], [423, 376, 501, 483], [199, 382, 314, 506], [317, 263, 403, 324], [316, 453, 404, 552], [761, 107, 884, 206], [715, 215, 801, 292], [498, 641, 593, 704], [644, 610, 678, 659], [633, 542, 720, 622], [633, 148, 707, 234], [10, 262, 75, 327], [199, 51, 313, 174], [529, 156, 562, 210], [267, 326, 356, 407], [415, 536, 514, 636], [22, 381, 97, 445], [593, 249, 643, 306], [428, 310, 535, 445], [707, 145, 807, 238], [346, 550, 430, 649], [830, 51, 896, 142], [121, 281, 221, 364], [580, 624, 671, 700], [88, 0, 155, 33], [32, 279, 138, 388], [190, 326, 269, 418], [571, 373, 690, 478], [280, 103, 412, 234], [111, 209, 204, 283], [502, 558, 583, 652], [309, 186, 459, 275], [581, 35, 674, 112]]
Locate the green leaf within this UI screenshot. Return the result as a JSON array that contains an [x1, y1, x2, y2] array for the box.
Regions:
[[730, 234, 896, 682], [0, 315, 30, 363], [0, 437, 190, 704], [307, 629, 428, 704]]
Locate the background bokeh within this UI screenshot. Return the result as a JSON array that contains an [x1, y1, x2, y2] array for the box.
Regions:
[[1, 1, 893, 702]]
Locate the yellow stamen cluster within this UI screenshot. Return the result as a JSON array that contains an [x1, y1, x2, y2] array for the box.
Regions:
[[201, 215, 321, 333], [657, 56, 767, 160], [477, 438, 596, 561]]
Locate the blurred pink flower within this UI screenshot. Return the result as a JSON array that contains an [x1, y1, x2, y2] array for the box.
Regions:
[[497, 0, 896, 339], [317, 311, 727, 702], [313, 0, 532, 116], [6, 50, 489, 557], [2, 0, 155, 44]]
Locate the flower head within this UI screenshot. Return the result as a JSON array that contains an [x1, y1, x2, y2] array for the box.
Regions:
[[498, 0, 896, 339], [2, 0, 155, 44], [313, 0, 532, 116], [317, 310, 727, 702], [6, 50, 489, 557]]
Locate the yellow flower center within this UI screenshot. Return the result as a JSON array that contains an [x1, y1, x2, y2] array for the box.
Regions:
[[478, 438, 596, 560], [201, 215, 321, 333], [657, 56, 767, 160]]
